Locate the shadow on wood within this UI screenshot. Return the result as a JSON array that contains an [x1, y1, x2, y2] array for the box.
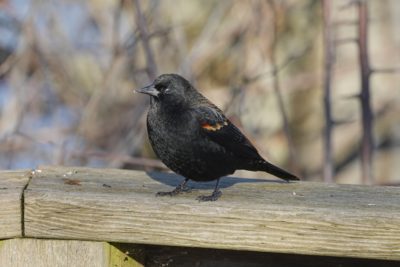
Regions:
[[147, 171, 286, 190]]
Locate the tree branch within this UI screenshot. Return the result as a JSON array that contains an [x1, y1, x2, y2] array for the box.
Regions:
[[357, 1, 374, 184], [267, 0, 299, 175], [335, 37, 357, 46], [371, 66, 400, 74], [322, 0, 335, 183], [133, 0, 158, 80]]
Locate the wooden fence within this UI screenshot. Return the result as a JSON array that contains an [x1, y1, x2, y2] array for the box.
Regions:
[[0, 166, 399, 266]]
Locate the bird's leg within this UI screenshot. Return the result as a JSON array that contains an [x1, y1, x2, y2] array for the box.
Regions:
[[196, 178, 222, 202], [156, 178, 191, 197]]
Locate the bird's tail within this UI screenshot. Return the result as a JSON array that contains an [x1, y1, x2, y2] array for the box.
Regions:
[[248, 160, 299, 181]]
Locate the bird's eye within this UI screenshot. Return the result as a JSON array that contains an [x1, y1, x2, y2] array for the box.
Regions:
[[154, 83, 171, 94], [155, 84, 167, 92]]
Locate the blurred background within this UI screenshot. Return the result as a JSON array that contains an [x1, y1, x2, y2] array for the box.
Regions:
[[0, 0, 399, 185]]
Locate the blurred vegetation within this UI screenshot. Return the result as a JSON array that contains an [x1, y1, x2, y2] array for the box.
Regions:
[[0, 0, 399, 185]]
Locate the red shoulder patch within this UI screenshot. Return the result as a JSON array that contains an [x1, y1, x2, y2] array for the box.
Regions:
[[201, 121, 228, 131]]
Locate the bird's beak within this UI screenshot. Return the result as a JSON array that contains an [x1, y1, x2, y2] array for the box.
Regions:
[[135, 83, 159, 97]]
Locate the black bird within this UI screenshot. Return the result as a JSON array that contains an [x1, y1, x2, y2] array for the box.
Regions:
[[136, 74, 299, 201]]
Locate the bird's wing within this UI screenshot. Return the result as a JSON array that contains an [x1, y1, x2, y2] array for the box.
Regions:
[[194, 106, 261, 159]]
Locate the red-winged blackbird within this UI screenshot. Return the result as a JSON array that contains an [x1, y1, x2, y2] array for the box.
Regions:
[[136, 74, 299, 201]]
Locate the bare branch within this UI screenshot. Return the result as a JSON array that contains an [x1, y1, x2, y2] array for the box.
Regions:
[[322, 0, 335, 183], [266, 0, 299, 175], [335, 38, 357, 46], [339, 0, 361, 11], [341, 93, 361, 100], [0, 54, 17, 77], [243, 43, 311, 85], [133, 0, 158, 80], [333, 20, 357, 27], [371, 67, 400, 74], [357, 1, 374, 184], [332, 119, 356, 126], [112, 0, 124, 57]]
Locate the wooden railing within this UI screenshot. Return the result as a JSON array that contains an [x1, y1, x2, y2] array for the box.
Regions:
[[0, 166, 399, 266]]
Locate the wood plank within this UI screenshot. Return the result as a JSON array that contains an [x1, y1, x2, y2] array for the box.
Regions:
[[24, 166, 400, 260], [0, 238, 143, 267], [0, 170, 30, 239], [3, 239, 397, 267]]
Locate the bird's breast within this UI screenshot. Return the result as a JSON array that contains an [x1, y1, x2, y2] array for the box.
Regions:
[[147, 108, 199, 156], [146, 107, 235, 180]]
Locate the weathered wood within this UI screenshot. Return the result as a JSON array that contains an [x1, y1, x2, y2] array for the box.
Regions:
[[23, 166, 400, 260], [0, 238, 143, 267], [0, 170, 30, 239], [2, 239, 398, 267]]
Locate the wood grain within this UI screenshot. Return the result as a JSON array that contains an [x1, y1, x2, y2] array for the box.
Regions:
[[23, 166, 400, 260], [0, 238, 142, 267], [0, 170, 30, 239]]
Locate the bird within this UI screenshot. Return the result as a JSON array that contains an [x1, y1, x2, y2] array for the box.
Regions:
[[136, 74, 299, 201]]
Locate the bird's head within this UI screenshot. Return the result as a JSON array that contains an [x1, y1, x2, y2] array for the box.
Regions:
[[136, 74, 193, 109]]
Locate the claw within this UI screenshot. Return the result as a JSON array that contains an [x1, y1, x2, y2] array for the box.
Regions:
[[196, 190, 222, 202], [155, 178, 191, 197], [156, 186, 192, 197]]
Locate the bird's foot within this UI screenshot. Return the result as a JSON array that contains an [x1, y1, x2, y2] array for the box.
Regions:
[[196, 190, 222, 202], [156, 185, 192, 197]]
